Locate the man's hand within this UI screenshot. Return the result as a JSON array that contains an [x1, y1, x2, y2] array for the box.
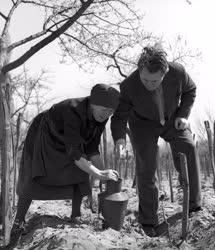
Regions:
[[115, 138, 126, 159], [175, 117, 189, 130]]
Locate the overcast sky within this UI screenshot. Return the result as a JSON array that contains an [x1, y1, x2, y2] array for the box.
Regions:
[[1, 0, 215, 125], [137, 0, 215, 121]]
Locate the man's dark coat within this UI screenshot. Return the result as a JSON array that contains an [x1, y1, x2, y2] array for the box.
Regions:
[[111, 62, 196, 141]]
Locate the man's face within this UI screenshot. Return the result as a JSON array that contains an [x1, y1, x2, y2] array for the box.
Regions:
[[139, 67, 166, 91], [91, 104, 114, 122]]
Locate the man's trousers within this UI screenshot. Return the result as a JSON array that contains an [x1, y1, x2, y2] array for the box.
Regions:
[[129, 114, 201, 226]]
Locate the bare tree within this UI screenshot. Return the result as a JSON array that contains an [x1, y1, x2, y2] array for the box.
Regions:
[[11, 66, 52, 116], [9, 68, 52, 214], [194, 103, 215, 142], [165, 35, 201, 69]]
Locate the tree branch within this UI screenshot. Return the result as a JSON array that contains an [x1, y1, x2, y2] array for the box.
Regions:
[[11, 89, 34, 118], [2, 0, 22, 36], [8, 5, 77, 52], [8, 30, 49, 51], [43, 6, 78, 30], [106, 1, 140, 30], [22, 0, 56, 9], [107, 48, 127, 78], [186, 0, 192, 5], [43, 17, 70, 31], [11, 69, 48, 117], [63, 32, 110, 57], [92, 13, 134, 30], [0, 11, 7, 21], [63, 31, 129, 78], [2, 0, 94, 73]]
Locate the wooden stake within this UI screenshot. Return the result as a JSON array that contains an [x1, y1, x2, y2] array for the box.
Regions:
[[204, 121, 215, 190], [102, 128, 108, 169], [179, 153, 189, 241], [167, 154, 174, 203]]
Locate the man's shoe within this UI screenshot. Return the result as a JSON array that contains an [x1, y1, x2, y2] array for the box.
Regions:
[[70, 215, 83, 225], [140, 224, 157, 237]]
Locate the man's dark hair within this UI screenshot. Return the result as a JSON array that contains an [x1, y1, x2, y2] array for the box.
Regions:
[[137, 46, 168, 74]]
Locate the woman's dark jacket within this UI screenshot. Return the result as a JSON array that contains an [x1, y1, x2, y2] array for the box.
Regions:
[[17, 97, 107, 199]]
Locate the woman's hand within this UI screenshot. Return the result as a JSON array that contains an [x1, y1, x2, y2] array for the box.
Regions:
[[75, 157, 119, 181], [96, 169, 119, 181]]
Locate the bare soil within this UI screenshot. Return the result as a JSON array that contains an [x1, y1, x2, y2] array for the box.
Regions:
[[4, 178, 215, 249]]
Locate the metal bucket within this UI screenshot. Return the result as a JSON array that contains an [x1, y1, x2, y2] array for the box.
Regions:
[[98, 178, 122, 214], [103, 192, 128, 231], [106, 178, 122, 194]]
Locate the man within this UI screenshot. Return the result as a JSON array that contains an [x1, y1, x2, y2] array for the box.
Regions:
[[10, 83, 119, 243], [111, 46, 201, 237]]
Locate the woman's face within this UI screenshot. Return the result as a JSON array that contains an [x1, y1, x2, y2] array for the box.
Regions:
[[91, 104, 114, 122]]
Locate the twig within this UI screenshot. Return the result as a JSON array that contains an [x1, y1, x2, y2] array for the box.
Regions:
[[22, 0, 56, 9], [0, 11, 7, 21]]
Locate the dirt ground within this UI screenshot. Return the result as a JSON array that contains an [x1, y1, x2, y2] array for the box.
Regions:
[[4, 178, 215, 249]]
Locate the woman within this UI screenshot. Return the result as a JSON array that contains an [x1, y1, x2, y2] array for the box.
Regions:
[[11, 83, 119, 238]]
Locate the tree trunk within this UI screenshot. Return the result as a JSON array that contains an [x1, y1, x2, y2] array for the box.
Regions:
[[0, 33, 13, 245], [0, 71, 13, 246]]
